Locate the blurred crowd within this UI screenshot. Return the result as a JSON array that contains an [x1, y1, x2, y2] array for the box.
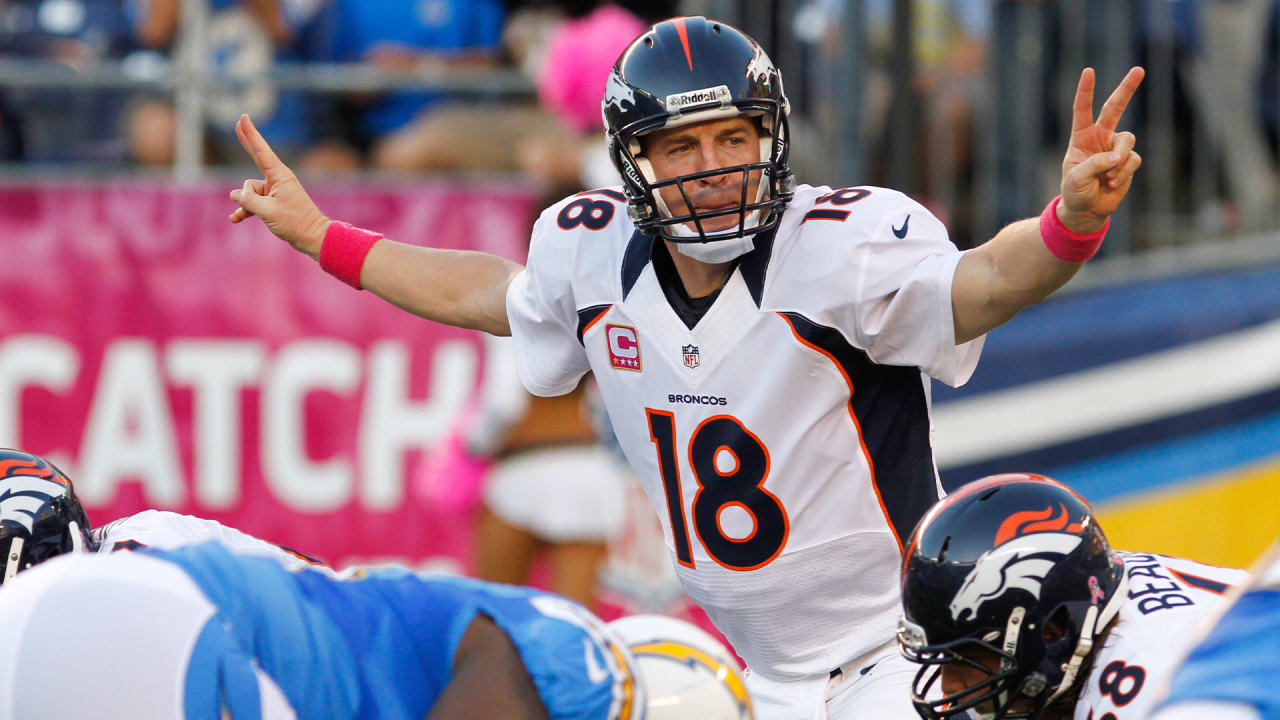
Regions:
[[0, 0, 673, 186], [0, 0, 1276, 236]]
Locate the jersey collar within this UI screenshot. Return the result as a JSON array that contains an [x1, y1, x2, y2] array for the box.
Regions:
[[621, 227, 777, 308]]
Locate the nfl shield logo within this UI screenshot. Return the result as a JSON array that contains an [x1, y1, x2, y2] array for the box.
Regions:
[[682, 344, 700, 369]]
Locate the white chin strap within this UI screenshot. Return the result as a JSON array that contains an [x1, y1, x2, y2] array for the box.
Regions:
[[1046, 570, 1130, 705], [670, 227, 758, 263], [68, 520, 84, 553]]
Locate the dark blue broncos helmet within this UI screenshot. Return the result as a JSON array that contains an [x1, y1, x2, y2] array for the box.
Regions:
[[602, 16, 795, 242], [0, 449, 97, 584], [897, 474, 1127, 719]]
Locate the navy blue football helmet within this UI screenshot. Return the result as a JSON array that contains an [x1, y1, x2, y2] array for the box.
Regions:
[[897, 474, 1127, 719], [602, 16, 795, 242], [0, 449, 97, 583]]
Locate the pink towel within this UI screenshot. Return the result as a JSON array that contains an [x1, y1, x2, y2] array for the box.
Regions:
[[538, 5, 647, 135], [415, 405, 492, 515]]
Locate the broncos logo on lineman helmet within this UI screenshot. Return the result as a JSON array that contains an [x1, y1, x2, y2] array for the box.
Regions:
[[898, 474, 1127, 720], [0, 449, 98, 583], [948, 501, 1089, 622]]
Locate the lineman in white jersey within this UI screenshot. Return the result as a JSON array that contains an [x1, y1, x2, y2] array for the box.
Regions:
[[228, 16, 1146, 718], [898, 473, 1249, 720], [93, 509, 331, 572], [0, 448, 330, 583]]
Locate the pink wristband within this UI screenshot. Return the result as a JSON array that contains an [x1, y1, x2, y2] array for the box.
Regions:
[[319, 221, 382, 290], [1040, 196, 1108, 263]]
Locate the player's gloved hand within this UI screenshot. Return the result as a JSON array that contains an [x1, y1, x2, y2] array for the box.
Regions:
[[1057, 66, 1145, 234], [228, 114, 331, 259]]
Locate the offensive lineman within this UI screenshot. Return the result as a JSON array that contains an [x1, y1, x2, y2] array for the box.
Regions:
[[897, 473, 1249, 719], [0, 449, 754, 719], [0, 541, 756, 719], [228, 16, 1146, 717], [0, 447, 330, 580]]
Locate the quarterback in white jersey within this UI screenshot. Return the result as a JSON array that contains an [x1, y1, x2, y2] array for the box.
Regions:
[[228, 14, 1145, 718], [510, 180, 978, 681], [898, 473, 1248, 720]]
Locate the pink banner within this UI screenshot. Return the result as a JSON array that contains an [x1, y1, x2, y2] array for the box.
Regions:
[[0, 179, 536, 569], [0, 178, 719, 637]]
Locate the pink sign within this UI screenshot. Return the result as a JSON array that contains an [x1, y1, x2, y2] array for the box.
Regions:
[[0, 179, 535, 569], [0, 179, 719, 636]]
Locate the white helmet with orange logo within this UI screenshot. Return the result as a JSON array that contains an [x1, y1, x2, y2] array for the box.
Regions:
[[607, 614, 753, 720]]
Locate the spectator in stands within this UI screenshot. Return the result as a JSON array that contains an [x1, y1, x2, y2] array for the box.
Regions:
[[1263, 0, 1280, 160], [514, 1, 647, 195], [124, 0, 324, 168], [1264, 0, 1280, 160], [304, 0, 539, 173], [0, 0, 137, 163], [1185, 0, 1279, 225], [797, 0, 992, 248]]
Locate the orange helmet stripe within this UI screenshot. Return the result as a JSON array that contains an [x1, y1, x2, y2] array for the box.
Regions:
[[0, 458, 52, 479], [672, 18, 694, 71]]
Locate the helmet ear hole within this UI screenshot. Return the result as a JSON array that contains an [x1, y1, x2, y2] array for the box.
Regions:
[[1043, 607, 1068, 645]]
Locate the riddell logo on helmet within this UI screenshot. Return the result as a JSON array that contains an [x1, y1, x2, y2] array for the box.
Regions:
[[620, 159, 644, 189], [666, 85, 731, 112]]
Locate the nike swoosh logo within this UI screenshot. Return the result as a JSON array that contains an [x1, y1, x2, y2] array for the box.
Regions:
[[892, 215, 910, 238], [583, 638, 610, 684]]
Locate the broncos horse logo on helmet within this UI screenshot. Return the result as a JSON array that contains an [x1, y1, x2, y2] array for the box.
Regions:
[[601, 16, 795, 243], [897, 474, 1127, 720], [0, 449, 97, 583], [948, 531, 1085, 623]]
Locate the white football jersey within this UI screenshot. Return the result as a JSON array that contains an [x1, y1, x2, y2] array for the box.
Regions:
[[506, 183, 983, 678], [1071, 551, 1251, 720], [92, 510, 333, 575]]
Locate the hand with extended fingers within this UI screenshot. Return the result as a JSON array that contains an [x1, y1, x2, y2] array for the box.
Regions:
[[1057, 67, 1146, 234], [228, 114, 331, 259]]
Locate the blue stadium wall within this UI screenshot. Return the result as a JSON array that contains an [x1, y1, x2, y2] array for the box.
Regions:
[[932, 261, 1280, 569]]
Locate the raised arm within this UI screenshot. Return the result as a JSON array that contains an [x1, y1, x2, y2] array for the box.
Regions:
[[951, 66, 1146, 345], [229, 115, 522, 336]]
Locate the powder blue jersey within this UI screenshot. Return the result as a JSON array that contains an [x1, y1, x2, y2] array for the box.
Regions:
[[153, 543, 641, 720]]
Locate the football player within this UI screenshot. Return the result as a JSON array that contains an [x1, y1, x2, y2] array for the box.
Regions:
[[1148, 540, 1280, 720], [897, 473, 1249, 720], [0, 447, 329, 581], [229, 16, 1145, 717], [0, 540, 751, 719]]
